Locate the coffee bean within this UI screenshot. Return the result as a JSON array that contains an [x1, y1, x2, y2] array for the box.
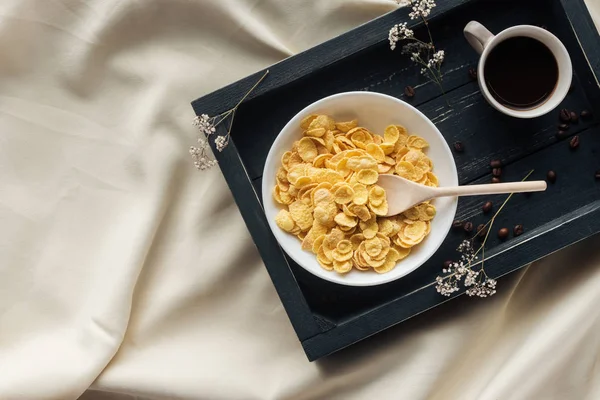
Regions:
[[570, 111, 579, 123], [492, 167, 502, 177], [490, 159, 502, 168], [513, 224, 524, 236], [443, 260, 453, 269], [556, 130, 567, 139], [546, 170, 557, 183], [559, 108, 571, 122], [492, 177, 501, 184], [569, 135, 580, 149], [558, 123, 569, 130], [453, 141, 464, 153], [581, 110, 591, 119], [482, 201, 493, 214], [452, 220, 464, 230], [498, 227, 509, 239], [463, 221, 474, 233], [404, 85, 415, 98], [595, 171, 600, 180], [476, 224, 488, 238], [468, 68, 477, 80]]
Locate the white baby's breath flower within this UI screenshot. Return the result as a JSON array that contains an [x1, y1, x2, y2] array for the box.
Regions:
[[193, 114, 216, 136], [436, 276, 459, 297], [409, 0, 436, 20], [214, 135, 228, 152], [388, 23, 414, 50]]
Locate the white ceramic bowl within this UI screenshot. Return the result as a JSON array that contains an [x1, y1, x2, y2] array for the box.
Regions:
[[262, 92, 458, 286]]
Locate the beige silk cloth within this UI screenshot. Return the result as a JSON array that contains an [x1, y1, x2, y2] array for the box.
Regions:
[[0, 0, 599, 399]]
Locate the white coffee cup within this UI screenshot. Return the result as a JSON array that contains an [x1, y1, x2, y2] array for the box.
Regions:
[[464, 21, 572, 119]]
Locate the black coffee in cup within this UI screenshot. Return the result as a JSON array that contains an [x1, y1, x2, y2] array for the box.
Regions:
[[484, 37, 558, 109]]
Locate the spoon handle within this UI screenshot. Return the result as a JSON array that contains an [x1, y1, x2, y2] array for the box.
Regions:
[[433, 181, 547, 198]]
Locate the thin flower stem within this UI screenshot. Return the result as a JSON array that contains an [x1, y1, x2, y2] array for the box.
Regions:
[[471, 169, 535, 259], [232, 69, 270, 111]]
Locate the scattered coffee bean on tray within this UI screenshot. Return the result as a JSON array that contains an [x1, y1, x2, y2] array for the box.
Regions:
[[498, 227, 509, 239], [558, 123, 569, 130], [464, 221, 474, 233], [569, 135, 580, 149], [492, 167, 502, 177], [490, 159, 502, 168], [404, 85, 415, 98], [492, 177, 501, 184], [546, 170, 557, 183], [595, 171, 600, 180], [443, 260, 453, 269], [482, 201, 493, 214], [476, 224, 488, 238], [452, 220, 464, 230], [453, 141, 464, 153], [468, 68, 477, 80], [556, 130, 567, 139], [570, 111, 579, 123], [513, 224, 524, 237], [559, 108, 571, 122], [580, 109, 591, 119]]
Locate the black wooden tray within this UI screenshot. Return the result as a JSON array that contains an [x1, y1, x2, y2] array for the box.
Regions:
[[192, 0, 600, 361]]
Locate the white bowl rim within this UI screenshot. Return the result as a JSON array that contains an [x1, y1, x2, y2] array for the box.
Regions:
[[261, 91, 458, 286]]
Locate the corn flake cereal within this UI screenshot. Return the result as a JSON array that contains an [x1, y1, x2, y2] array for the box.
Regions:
[[273, 116, 439, 274]]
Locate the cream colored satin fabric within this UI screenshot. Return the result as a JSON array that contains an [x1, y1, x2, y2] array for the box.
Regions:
[[0, 1, 598, 399]]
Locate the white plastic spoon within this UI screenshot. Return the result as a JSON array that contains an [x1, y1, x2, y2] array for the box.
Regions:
[[377, 174, 547, 217]]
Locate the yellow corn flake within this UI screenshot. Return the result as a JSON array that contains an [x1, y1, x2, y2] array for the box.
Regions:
[[418, 204, 436, 221], [351, 183, 368, 205], [295, 176, 313, 189], [275, 209, 296, 232], [366, 143, 385, 162], [395, 161, 414, 179], [334, 212, 358, 228], [298, 137, 318, 162], [309, 115, 335, 131], [342, 204, 356, 217], [335, 119, 358, 133], [426, 172, 439, 187], [333, 260, 353, 274], [407, 135, 429, 149], [369, 200, 389, 216], [377, 218, 394, 237], [332, 184, 353, 205], [402, 149, 423, 165], [360, 216, 379, 239], [380, 142, 395, 155], [357, 169, 378, 185], [313, 154, 332, 168], [374, 248, 401, 274], [336, 136, 355, 149], [349, 204, 371, 222], [312, 234, 326, 254], [281, 151, 293, 170], [336, 240, 353, 254], [350, 234, 365, 250], [332, 248, 353, 262], [384, 125, 400, 144], [289, 200, 313, 231], [308, 128, 327, 139], [364, 237, 383, 258], [287, 152, 303, 168], [300, 114, 318, 129], [404, 220, 427, 242]]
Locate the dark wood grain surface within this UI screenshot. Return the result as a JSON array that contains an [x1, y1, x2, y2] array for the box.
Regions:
[[192, 0, 600, 360]]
